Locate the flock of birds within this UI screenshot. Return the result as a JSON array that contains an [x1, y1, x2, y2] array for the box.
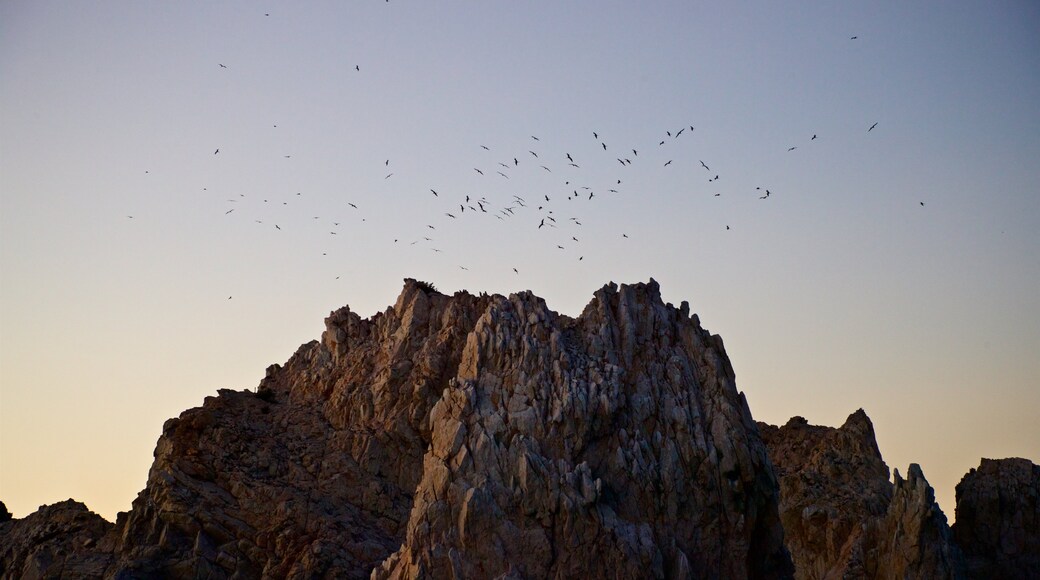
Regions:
[[128, 23, 909, 299]]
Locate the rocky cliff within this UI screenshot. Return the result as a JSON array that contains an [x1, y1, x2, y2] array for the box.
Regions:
[[953, 458, 1040, 579], [1, 279, 792, 578], [759, 411, 965, 579]]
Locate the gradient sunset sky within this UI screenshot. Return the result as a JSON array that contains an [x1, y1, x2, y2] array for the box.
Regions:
[[2, 1, 1038, 522]]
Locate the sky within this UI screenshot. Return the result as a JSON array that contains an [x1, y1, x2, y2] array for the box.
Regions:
[[1, 1, 1038, 523]]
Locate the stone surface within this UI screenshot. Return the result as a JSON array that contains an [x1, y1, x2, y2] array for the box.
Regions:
[[953, 458, 1040, 579], [760, 411, 964, 579]]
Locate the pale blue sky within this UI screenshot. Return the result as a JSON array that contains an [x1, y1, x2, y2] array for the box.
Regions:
[[2, 1, 1038, 521]]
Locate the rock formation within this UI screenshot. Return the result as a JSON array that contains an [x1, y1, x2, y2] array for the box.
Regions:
[[759, 411, 964, 579], [0, 500, 113, 579], [953, 458, 1040, 579], [3, 280, 1035, 579], [1, 279, 792, 578]]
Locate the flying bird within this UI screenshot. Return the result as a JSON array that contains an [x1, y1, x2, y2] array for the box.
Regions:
[[446, 213, 456, 218], [431, 189, 438, 196], [531, 135, 540, 141], [474, 168, 484, 175], [850, 36, 858, 40], [481, 145, 489, 150], [348, 203, 358, 209], [811, 134, 817, 140], [664, 160, 673, 166], [700, 160, 710, 170], [868, 122, 878, 132], [513, 268, 518, 274], [214, 148, 219, 154], [385, 173, 393, 179], [219, 64, 227, 68]]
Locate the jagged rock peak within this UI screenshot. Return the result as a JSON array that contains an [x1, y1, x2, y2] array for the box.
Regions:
[[760, 412, 966, 579]]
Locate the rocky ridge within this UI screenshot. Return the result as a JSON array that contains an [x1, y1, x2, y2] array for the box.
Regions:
[[2, 280, 1037, 579], [2, 279, 791, 578]]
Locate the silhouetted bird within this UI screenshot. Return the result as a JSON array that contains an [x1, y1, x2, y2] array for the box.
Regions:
[[788, 147, 797, 151], [474, 168, 484, 175], [700, 160, 710, 170], [664, 160, 673, 166], [811, 134, 817, 140], [219, 64, 227, 68], [868, 122, 878, 132], [214, 148, 219, 154]]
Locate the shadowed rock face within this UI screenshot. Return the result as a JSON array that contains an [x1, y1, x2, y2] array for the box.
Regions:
[[953, 458, 1040, 579], [759, 411, 965, 579], [0, 279, 792, 579], [0, 500, 114, 579]]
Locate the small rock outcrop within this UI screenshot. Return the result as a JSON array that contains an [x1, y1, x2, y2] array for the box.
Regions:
[[759, 411, 964, 579], [953, 458, 1040, 579], [0, 500, 114, 580], [1, 279, 792, 578]]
